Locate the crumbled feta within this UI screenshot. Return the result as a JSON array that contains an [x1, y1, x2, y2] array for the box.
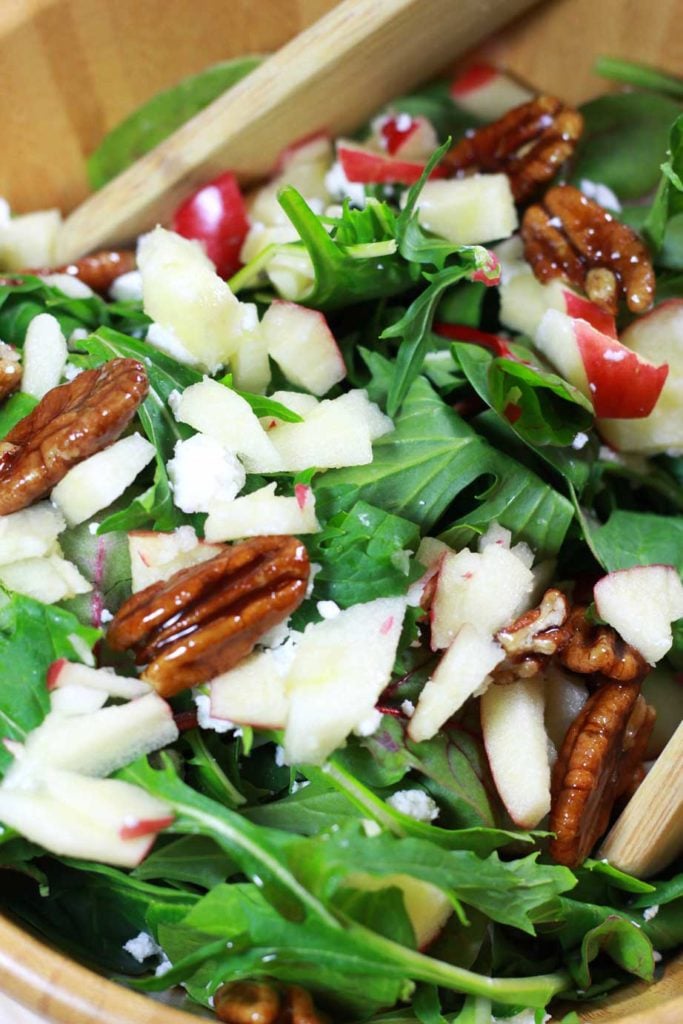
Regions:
[[110, 270, 143, 303], [572, 431, 590, 450], [40, 273, 94, 299], [87, 522, 100, 535], [167, 433, 246, 514], [386, 788, 439, 822], [100, 609, 113, 624], [354, 708, 382, 737], [68, 328, 89, 344], [325, 160, 366, 208], [275, 745, 286, 767], [123, 931, 162, 963], [306, 562, 322, 598], [653, 950, 663, 963], [401, 699, 415, 718], [194, 693, 234, 733], [643, 904, 659, 921], [317, 600, 341, 620], [154, 952, 173, 977], [579, 178, 622, 212], [63, 363, 83, 381], [258, 618, 292, 649]]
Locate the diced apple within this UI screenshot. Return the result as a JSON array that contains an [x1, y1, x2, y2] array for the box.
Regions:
[[374, 114, 439, 161], [267, 390, 389, 471], [209, 650, 290, 728], [497, 246, 569, 338], [535, 310, 668, 418], [0, 209, 62, 270], [594, 565, 683, 665], [204, 482, 319, 542], [260, 301, 346, 396], [6, 692, 179, 786], [128, 527, 223, 593], [598, 299, 683, 453], [0, 770, 173, 867], [408, 624, 503, 743], [450, 64, 533, 120], [137, 226, 245, 373], [343, 872, 452, 949], [0, 554, 91, 604], [0, 502, 65, 566], [249, 133, 333, 227], [411, 175, 518, 246], [266, 247, 316, 302], [481, 677, 551, 828], [283, 597, 406, 765], [171, 378, 283, 473], [416, 537, 452, 569], [264, 390, 320, 428], [50, 683, 108, 716], [51, 433, 155, 526], [430, 545, 535, 650], [239, 221, 300, 265], [21, 313, 67, 400], [543, 663, 589, 755], [338, 141, 447, 186], [230, 309, 271, 394], [47, 659, 151, 699], [562, 291, 617, 338]]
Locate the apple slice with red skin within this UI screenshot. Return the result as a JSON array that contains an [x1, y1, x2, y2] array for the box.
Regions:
[[594, 565, 683, 666], [337, 142, 448, 186], [434, 322, 514, 358], [450, 63, 533, 120], [375, 114, 439, 160], [535, 309, 668, 418], [47, 659, 151, 699], [563, 290, 617, 338], [171, 172, 249, 279], [260, 300, 346, 396]]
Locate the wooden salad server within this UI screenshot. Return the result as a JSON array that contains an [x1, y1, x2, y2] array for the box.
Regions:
[[56, 0, 541, 262], [599, 721, 683, 877]]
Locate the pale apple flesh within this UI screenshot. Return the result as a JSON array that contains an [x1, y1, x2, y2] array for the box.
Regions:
[[594, 565, 683, 666]]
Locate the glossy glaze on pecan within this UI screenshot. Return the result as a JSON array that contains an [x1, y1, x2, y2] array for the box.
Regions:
[[521, 185, 655, 314], [0, 358, 149, 515], [549, 681, 655, 866], [27, 250, 136, 294], [497, 588, 570, 657], [558, 605, 648, 683], [0, 344, 21, 403], [445, 95, 584, 203], [107, 535, 310, 697]]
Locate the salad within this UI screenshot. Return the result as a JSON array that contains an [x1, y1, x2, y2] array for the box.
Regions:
[[0, 52, 681, 1024]]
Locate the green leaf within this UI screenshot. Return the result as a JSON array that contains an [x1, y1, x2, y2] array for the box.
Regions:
[[570, 93, 682, 200], [132, 835, 236, 889], [0, 594, 99, 775], [591, 510, 683, 573], [643, 114, 683, 250], [317, 377, 574, 556], [382, 79, 480, 142], [58, 517, 132, 626], [87, 57, 262, 189], [244, 777, 363, 835], [595, 57, 683, 100], [0, 392, 38, 439], [570, 916, 655, 990]]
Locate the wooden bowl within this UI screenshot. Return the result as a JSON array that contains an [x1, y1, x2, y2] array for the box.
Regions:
[[0, 0, 681, 1021]]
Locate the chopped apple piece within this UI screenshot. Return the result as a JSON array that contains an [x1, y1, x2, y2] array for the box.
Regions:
[[0, 209, 61, 270], [481, 678, 551, 828], [450, 64, 533, 120], [264, 390, 320, 427], [128, 527, 223, 592], [283, 597, 406, 765], [249, 133, 333, 227], [411, 175, 518, 246], [344, 872, 452, 949], [204, 482, 319, 542], [430, 545, 534, 650], [21, 314, 67, 400], [171, 378, 283, 473], [230, 309, 271, 394], [409, 624, 503, 743], [50, 683, 108, 716], [373, 114, 439, 161], [0, 554, 91, 604], [51, 432, 155, 526], [0, 503, 65, 566], [260, 301, 346, 396], [594, 565, 683, 665], [47, 659, 151, 699], [338, 141, 447, 186], [137, 226, 245, 373], [210, 650, 290, 729]]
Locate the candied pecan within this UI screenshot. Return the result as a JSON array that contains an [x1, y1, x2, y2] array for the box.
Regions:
[[107, 535, 310, 697], [0, 358, 148, 515], [549, 680, 654, 866], [521, 184, 655, 314], [444, 95, 583, 203], [558, 605, 648, 683], [497, 587, 570, 657], [26, 250, 136, 294], [0, 344, 21, 402], [616, 694, 657, 800], [215, 980, 282, 1024], [282, 985, 328, 1024]]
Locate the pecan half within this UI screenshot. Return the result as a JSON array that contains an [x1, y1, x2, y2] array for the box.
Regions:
[[107, 535, 310, 697], [26, 250, 136, 294], [0, 358, 148, 515], [215, 981, 282, 1024], [445, 95, 583, 203], [497, 588, 570, 657], [521, 185, 655, 314], [549, 681, 655, 866], [0, 343, 21, 403], [558, 605, 648, 683]]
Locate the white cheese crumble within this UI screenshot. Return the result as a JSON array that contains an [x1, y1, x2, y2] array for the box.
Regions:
[[643, 904, 659, 921], [110, 270, 143, 303], [317, 600, 341, 620], [400, 699, 415, 718], [167, 433, 246, 514], [123, 931, 163, 963], [386, 788, 439, 822], [579, 178, 622, 212], [67, 328, 89, 345], [87, 522, 100, 535], [354, 708, 382, 737], [572, 431, 590, 450], [325, 160, 366, 208], [63, 363, 84, 381], [194, 693, 234, 733], [275, 745, 286, 767]]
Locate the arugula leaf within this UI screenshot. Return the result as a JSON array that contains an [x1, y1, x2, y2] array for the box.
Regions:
[[569, 917, 655, 990], [643, 113, 683, 250], [0, 594, 99, 775], [591, 510, 683, 573], [87, 57, 262, 189], [244, 777, 363, 835], [132, 835, 236, 889], [0, 392, 38, 439], [570, 93, 682, 200], [317, 377, 574, 556], [595, 57, 683, 100]]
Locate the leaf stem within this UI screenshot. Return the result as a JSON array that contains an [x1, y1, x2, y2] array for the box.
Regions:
[[595, 57, 683, 98]]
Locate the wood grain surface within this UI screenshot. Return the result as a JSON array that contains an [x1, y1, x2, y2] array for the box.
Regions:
[[0, 0, 681, 1021]]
